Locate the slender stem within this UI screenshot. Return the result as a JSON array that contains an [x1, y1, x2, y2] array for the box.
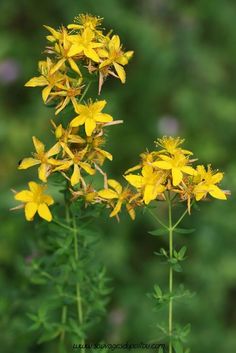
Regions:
[[79, 81, 92, 103], [146, 207, 169, 230], [60, 305, 67, 346], [167, 192, 173, 353], [52, 219, 74, 232], [172, 205, 191, 230], [72, 215, 85, 353]]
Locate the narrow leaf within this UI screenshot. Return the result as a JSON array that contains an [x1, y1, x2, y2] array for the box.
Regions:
[[173, 341, 184, 353], [149, 228, 168, 236], [178, 246, 187, 259]]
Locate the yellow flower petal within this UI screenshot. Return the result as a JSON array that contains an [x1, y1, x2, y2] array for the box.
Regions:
[[212, 172, 224, 184], [38, 203, 52, 222], [181, 166, 196, 175], [209, 185, 227, 200], [84, 47, 100, 62], [25, 76, 48, 87], [96, 148, 113, 161], [110, 200, 122, 217], [68, 58, 82, 76], [42, 85, 52, 102], [25, 202, 38, 221], [38, 163, 48, 182], [79, 162, 95, 175], [141, 165, 153, 177], [44, 25, 61, 40], [18, 158, 40, 170], [28, 181, 40, 193], [110, 35, 120, 51], [46, 142, 61, 158], [50, 58, 66, 75], [85, 118, 96, 136], [124, 174, 143, 188], [70, 115, 86, 127], [126, 204, 135, 220], [15, 190, 33, 202], [91, 100, 106, 113], [195, 191, 205, 201], [67, 44, 84, 57], [43, 194, 54, 206], [172, 168, 183, 186], [95, 113, 113, 123], [113, 62, 126, 83], [61, 143, 75, 159], [144, 185, 156, 204], [98, 189, 118, 199], [152, 161, 172, 170], [124, 164, 141, 174], [32, 136, 45, 154], [71, 164, 81, 186], [108, 179, 122, 194]]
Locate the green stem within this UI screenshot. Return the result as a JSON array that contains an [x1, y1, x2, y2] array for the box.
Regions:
[[172, 202, 193, 230], [146, 207, 168, 230], [72, 215, 85, 353], [60, 305, 67, 348], [79, 81, 92, 103], [52, 219, 74, 232], [167, 192, 173, 353]]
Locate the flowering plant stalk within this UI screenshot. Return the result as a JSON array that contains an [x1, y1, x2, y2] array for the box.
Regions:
[[119, 137, 229, 353], [12, 14, 133, 352]]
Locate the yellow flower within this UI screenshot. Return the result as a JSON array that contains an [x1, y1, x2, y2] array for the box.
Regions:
[[50, 77, 83, 114], [67, 28, 103, 63], [55, 143, 95, 186], [155, 136, 192, 155], [14, 182, 54, 222], [124, 165, 166, 205], [44, 26, 82, 76], [70, 100, 113, 136], [25, 58, 65, 102], [99, 35, 134, 83], [86, 135, 113, 165], [71, 184, 98, 205], [124, 151, 158, 174], [51, 120, 85, 147], [68, 14, 103, 34], [18, 137, 61, 182], [152, 151, 196, 186], [193, 165, 227, 201], [98, 179, 135, 219]]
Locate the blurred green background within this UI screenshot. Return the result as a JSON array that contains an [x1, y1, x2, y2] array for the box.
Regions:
[[1, 0, 236, 352]]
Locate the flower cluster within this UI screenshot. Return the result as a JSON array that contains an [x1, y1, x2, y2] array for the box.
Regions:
[[13, 14, 134, 222], [25, 13, 134, 106], [121, 136, 228, 213]]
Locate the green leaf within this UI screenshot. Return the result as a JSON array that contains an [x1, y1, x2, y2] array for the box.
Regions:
[[38, 328, 61, 344], [182, 324, 191, 337], [154, 285, 162, 297], [178, 246, 187, 259], [173, 263, 183, 272], [158, 347, 164, 353], [149, 228, 168, 236], [174, 228, 195, 234], [173, 341, 184, 353]]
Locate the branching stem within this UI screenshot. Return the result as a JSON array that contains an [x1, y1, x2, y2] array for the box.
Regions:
[[72, 215, 85, 353], [167, 192, 173, 353]]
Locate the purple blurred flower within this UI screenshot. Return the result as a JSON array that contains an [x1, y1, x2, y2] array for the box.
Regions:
[[108, 308, 126, 327], [0, 58, 21, 84], [157, 115, 180, 135]]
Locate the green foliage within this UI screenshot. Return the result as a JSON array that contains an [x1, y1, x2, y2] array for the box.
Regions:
[[1, 0, 236, 352], [25, 191, 110, 350]]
